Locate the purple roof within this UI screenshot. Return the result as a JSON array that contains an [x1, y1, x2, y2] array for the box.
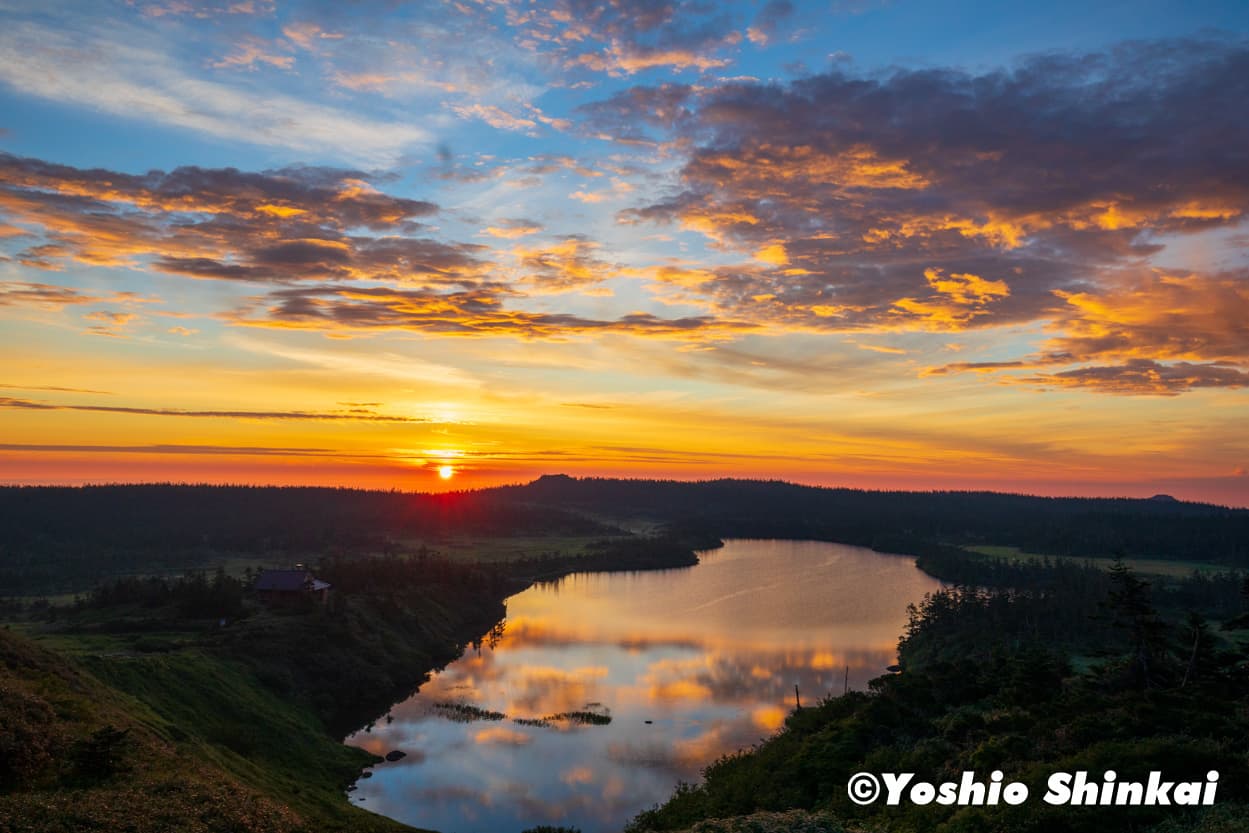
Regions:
[[254, 569, 331, 592]]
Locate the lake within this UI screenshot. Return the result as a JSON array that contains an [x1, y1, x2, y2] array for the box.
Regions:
[[345, 539, 942, 833]]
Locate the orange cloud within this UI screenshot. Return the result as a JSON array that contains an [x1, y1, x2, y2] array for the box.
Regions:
[[210, 37, 294, 70], [923, 271, 1249, 394]]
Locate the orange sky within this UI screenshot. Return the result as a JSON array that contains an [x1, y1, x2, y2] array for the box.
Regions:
[[1, 3, 1247, 505]]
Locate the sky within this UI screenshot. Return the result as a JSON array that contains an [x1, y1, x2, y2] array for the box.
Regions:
[[0, 0, 1247, 504]]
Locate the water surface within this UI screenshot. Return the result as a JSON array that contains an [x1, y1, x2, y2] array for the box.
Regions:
[[346, 539, 941, 833]]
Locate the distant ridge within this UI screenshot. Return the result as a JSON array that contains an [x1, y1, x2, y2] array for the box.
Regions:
[[498, 475, 1249, 566]]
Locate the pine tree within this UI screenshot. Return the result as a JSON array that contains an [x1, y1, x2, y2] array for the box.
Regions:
[[1105, 556, 1167, 689]]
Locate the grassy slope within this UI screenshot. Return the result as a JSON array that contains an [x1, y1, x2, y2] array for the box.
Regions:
[[82, 650, 409, 831], [1, 578, 515, 832], [0, 626, 405, 833]]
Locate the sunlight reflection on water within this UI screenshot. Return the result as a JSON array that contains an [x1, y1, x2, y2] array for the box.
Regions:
[[345, 539, 941, 833]]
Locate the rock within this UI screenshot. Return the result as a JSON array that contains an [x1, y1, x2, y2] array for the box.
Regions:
[[360, 770, 373, 778], [385, 749, 406, 762]]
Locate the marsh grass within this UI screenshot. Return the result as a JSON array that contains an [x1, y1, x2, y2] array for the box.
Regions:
[[432, 702, 506, 722]]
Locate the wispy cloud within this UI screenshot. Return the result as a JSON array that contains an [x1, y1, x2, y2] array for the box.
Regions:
[[0, 18, 427, 164], [0, 395, 428, 422]]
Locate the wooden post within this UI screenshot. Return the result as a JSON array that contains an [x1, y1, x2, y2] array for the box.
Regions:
[[794, 684, 801, 709], [843, 665, 849, 695]]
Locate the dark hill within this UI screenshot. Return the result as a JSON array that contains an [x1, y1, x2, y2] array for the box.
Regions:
[[498, 475, 1249, 565]]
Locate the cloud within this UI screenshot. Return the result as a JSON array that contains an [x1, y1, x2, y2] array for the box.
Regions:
[[925, 270, 1249, 394], [891, 268, 1011, 329], [576, 82, 695, 142], [0, 153, 475, 285], [281, 21, 342, 51], [0, 442, 380, 459], [0, 18, 427, 164], [209, 36, 294, 70], [1023, 360, 1249, 396], [0, 383, 113, 394], [228, 284, 756, 340], [513, 236, 618, 293], [1044, 272, 1249, 366], [517, 0, 742, 76], [0, 396, 429, 422], [747, 0, 794, 46], [134, 1, 275, 19], [450, 103, 538, 133], [83, 309, 140, 337], [0, 281, 107, 308], [1, 152, 759, 343], [483, 219, 545, 239], [600, 37, 1249, 364]]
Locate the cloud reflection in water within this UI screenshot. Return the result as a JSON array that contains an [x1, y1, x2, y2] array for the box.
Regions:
[[346, 539, 941, 833]]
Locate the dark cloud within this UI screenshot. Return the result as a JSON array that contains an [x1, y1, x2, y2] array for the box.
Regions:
[[0, 153, 470, 285], [576, 83, 696, 140], [1024, 360, 1249, 396], [520, 0, 742, 75], [230, 283, 756, 340], [594, 37, 1249, 396], [747, 0, 794, 45], [0, 155, 436, 229], [615, 38, 1248, 333]]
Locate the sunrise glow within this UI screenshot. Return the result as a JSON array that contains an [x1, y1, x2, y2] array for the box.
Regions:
[[0, 1, 1246, 504]]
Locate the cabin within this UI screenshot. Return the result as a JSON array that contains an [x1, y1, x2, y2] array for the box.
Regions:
[[254, 567, 332, 606]]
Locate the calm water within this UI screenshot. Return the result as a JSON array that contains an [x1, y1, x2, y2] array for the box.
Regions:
[[345, 539, 941, 833]]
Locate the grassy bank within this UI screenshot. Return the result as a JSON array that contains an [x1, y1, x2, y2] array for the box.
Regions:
[[1, 554, 509, 832], [0, 626, 407, 833], [0, 574, 505, 832]]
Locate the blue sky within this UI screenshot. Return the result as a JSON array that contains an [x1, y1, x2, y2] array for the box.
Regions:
[[1, 0, 1247, 502]]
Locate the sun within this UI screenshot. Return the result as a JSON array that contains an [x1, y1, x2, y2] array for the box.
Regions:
[[438, 465, 454, 480]]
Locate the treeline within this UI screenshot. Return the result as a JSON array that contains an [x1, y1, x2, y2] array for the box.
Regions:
[[0, 484, 614, 595], [318, 549, 510, 597], [912, 547, 1245, 624], [630, 562, 1249, 833], [3, 569, 248, 625], [516, 533, 719, 582], [82, 568, 247, 620], [7, 476, 1248, 596], [502, 475, 1249, 565]]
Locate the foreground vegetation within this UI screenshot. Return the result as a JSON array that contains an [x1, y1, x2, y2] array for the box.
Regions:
[[1, 515, 710, 833], [0, 550, 521, 831], [4, 479, 1249, 832], [628, 561, 1249, 833]]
